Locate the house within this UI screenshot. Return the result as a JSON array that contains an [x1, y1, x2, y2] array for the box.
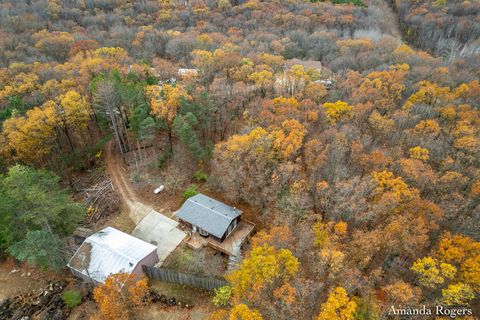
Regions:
[[67, 227, 158, 283], [177, 194, 255, 255], [176, 193, 242, 243]]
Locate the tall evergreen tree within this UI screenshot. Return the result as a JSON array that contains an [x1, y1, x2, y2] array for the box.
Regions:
[[0, 165, 82, 269]]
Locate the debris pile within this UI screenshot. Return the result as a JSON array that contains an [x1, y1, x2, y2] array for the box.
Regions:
[[149, 290, 193, 309], [0, 281, 70, 320], [83, 177, 118, 223]]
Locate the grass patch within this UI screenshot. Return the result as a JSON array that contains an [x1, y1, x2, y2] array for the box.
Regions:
[[149, 280, 212, 306], [62, 289, 82, 308], [194, 170, 208, 182], [183, 185, 199, 199]]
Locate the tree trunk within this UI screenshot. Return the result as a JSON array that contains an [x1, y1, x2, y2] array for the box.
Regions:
[[168, 128, 174, 158]]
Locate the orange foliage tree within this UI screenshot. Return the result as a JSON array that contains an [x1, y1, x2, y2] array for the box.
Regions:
[[92, 273, 149, 320]]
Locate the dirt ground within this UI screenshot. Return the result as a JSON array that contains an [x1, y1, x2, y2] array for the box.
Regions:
[[64, 281, 216, 320], [67, 300, 97, 320], [144, 281, 217, 320], [140, 305, 215, 320], [103, 207, 136, 234], [0, 258, 65, 302]]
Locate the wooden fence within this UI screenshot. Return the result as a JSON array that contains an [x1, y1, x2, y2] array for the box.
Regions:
[[143, 266, 228, 291]]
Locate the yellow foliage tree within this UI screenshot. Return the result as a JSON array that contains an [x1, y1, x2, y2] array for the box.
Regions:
[[323, 101, 353, 124], [227, 244, 299, 303], [208, 304, 263, 320], [409, 146, 429, 161], [249, 70, 274, 87], [435, 233, 480, 292], [248, 70, 274, 97], [222, 127, 271, 155], [411, 233, 480, 306], [59, 91, 90, 123], [272, 96, 300, 109], [319, 248, 345, 275], [372, 170, 419, 202], [316, 287, 357, 320], [441, 283, 475, 306], [192, 49, 214, 75], [313, 221, 330, 248], [1, 106, 56, 166], [313, 220, 348, 248], [403, 81, 454, 110], [271, 119, 306, 159], [0, 72, 40, 103], [411, 256, 456, 288], [229, 304, 263, 320], [148, 83, 191, 152], [412, 119, 441, 136], [454, 135, 480, 155], [56, 90, 91, 143]]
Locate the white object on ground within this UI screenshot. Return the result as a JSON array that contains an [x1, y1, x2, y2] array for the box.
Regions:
[[154, 185, 165, 194]]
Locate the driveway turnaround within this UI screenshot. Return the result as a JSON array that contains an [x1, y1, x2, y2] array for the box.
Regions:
[[133, 211, 186, 266]]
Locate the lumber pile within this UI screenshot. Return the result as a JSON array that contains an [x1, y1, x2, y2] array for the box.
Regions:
[[82, 177, 118, 223], [0, 281, 70, 320]]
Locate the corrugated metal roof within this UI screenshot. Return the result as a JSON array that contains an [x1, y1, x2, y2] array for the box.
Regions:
[[67, 227, 157, 283], [176, 194, 242, 238]]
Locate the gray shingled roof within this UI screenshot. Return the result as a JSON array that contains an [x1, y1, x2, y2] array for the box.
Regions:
[[176, 194, 242, 238]]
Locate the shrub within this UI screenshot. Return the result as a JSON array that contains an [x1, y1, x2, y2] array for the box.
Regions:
[[157, 152, 170, 169], [62, 289, 82, 308], [131, 171, 141, 183], [183, 184, 199, 199], [194, 170, 208, 182], [212, 286, 232, 306]]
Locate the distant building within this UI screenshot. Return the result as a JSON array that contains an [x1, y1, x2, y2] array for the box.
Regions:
[[67, 227, 158, 283], [178, 68, 198, 77], [158, 78, 177, 86], [177, 194, 242, 243], [314, 78, 335, 89]]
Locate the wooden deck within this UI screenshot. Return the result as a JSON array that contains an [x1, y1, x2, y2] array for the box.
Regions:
[[187, 220, 255, 255]]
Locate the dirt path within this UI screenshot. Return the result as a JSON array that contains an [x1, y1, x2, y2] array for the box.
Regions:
[[105, 140, 157, 224]]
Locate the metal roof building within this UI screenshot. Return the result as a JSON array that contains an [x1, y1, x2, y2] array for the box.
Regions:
[[176, 194, 242, 241], [67, 227, 158, 283]]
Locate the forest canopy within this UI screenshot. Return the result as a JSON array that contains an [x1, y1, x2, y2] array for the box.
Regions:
[[0, 0, 479, 318]]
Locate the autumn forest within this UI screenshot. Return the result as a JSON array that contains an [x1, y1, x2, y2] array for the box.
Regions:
[[0, 0, 479, 319]]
